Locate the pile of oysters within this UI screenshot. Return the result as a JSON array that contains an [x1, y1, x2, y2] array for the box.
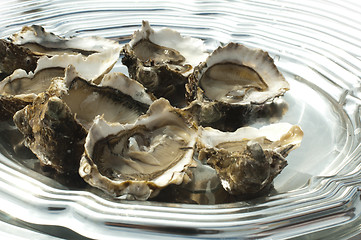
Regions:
[[0, 21, 303, 202]]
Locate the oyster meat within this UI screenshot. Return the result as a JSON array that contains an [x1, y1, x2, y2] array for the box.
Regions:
[[187, 43, 290, 131], [122, 21, 209, 107], [198, 123, 303, 196], [79, 98, 197, 200]]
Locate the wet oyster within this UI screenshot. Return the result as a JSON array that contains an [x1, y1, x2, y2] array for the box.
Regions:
[[79, 98, 198, 200], [187, 43, 290, 131], [9, 25, 121, 82], [122, 21, 209, 107], [13, 66, 153, 173], [198, 123, 303, 196]]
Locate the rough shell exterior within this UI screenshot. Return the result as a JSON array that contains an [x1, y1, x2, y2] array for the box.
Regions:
[[13, 92, 87, 173], [0, 39, 39, 78]]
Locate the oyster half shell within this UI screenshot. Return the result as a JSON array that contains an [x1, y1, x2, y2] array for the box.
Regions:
[[58, 65, 154, 130], [13, 65, 153, 173], [9, 25, 121, 82], [0, 26, 122, 120], [79, 98, 198, 200], [198, 123, 303, 196], [187, 43, 290, 131], [122, 21, 208, 107], [0, 57, 66, 120], [188, 42, 289, 104]]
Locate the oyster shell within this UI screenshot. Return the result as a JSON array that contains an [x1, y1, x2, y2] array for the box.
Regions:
[[58, 65, 154, 129], [13, 92, 88, 173], [0, 39, 39, 79], [0, 57, 65, 119], [187, 43, 290, 131], [198, 123, 303, 196], [9, 25, 121, 82], [13, 65, 153, 173], [79, 98, 197, 200], [122, 21, 208, 107]]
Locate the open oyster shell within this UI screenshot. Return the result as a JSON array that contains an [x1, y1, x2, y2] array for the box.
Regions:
[[58, 65, 154, 129], [0, 57, 66, 120], [9, 25, 121, 82], [79, 98, 198, 200], [198, 123, 303, 196], [187, 43, 290, 131], [13, 65, 153, 173], [122, 21, 209, 107]]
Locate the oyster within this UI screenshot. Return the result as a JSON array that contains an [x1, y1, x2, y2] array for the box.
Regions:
[[122, 21, 208, 107], [185, 96, 289, 132], [198, 123, 303, 196], [9, 25, 121, 82], [0, 57, 65, 119], [13, 92, 87, 173], [79, 98, 197, 200], [0, 24, 122, 119], [187, 43, 290, 131], [59, 65, 154, 129], [13, 65, 153, 173]]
